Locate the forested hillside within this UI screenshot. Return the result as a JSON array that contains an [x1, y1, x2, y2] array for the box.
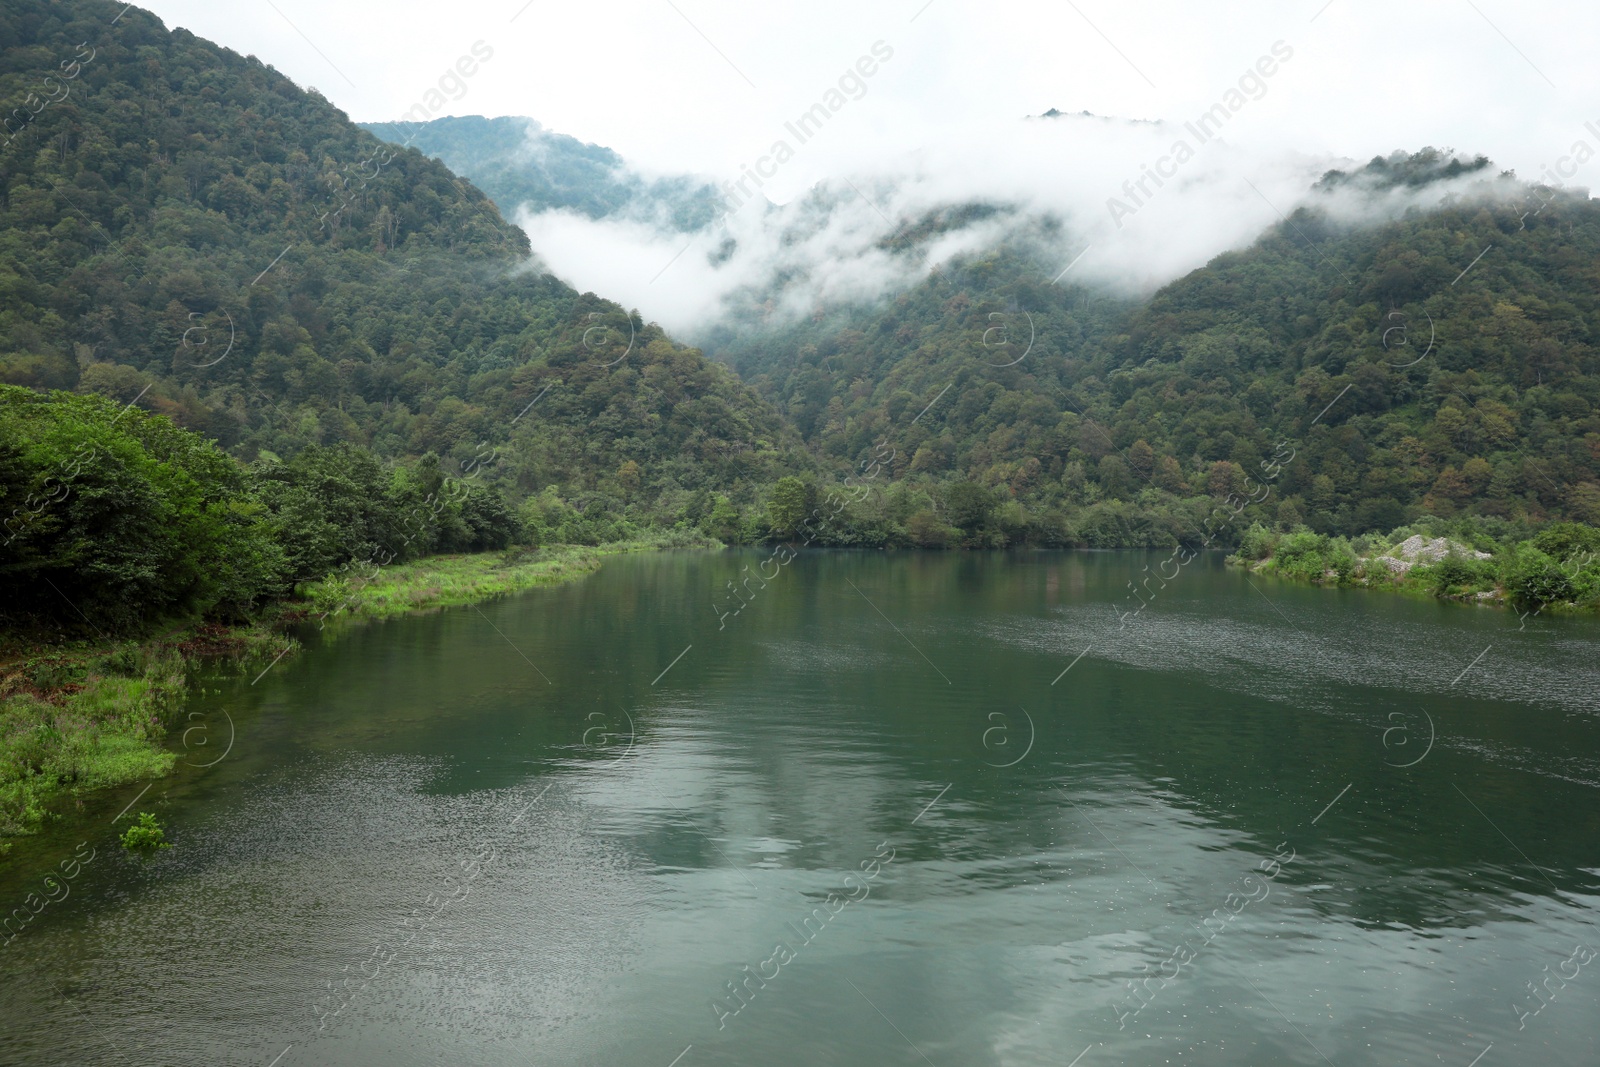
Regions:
[[361, 115, 720, 232], [0, 0, 803, 548], [4, 0, 1599, 575], [705, 155, 1600, 544]]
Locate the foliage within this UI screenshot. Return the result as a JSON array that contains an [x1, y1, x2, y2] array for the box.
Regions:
[[1421, 551, 1494, 596], [0, 0, 809, 532], [1532, 522, 1600, 562], [766, 476, 815, 535], [0, 386, 285, 630], [696, 158, 1600, 546], [1236, 522, 1277, 561], [295, 541, 670, 623], [1242, 518, 1600, 610], [9, 6, 1599, 556], [1505, 544, 1580, 606], [0, 640, 187, 839], [119, 810, 168, 851]]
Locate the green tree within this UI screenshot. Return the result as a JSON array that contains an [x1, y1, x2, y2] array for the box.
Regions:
[[767, 476, 815, 535]]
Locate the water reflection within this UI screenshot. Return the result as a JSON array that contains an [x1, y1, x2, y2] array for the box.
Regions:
[[1, 550, 1596, 1066]]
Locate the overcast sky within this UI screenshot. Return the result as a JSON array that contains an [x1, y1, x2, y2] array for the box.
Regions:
[[134, 0, 1599, 187], [130, 0, 1600, 330]]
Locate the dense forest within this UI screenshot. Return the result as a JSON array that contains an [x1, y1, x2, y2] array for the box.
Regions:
[[4, 0, 1600, 629], [0, 0, 806, 585], [378, 115, 1600, 551], [696, 154, 1600, 548]]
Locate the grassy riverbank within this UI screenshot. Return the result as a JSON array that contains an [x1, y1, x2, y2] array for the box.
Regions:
[[0, 535, 713, 850], [1228, 521, 1600, 614], [299, 535, 712, 624], [0, 621, 292, 846]]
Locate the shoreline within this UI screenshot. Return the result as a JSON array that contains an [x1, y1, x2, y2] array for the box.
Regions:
[[0, 537, 712, 855], [1225, 524, 1600, 619], [1228, 556, 1599, 618]]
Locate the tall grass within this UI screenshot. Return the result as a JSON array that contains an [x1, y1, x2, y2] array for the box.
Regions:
[[0, 627, 292, 847], [298, 536, 715, 624]]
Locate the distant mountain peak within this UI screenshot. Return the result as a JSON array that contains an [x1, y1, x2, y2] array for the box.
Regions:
[[1029, 107, 1164, 127]]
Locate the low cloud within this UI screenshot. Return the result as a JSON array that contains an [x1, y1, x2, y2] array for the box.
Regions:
[[511, 108, 1513, 339]]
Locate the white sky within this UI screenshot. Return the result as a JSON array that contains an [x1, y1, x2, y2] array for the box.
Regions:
[[134, 0, 1600, 187], [131, 0, 1600, 330]]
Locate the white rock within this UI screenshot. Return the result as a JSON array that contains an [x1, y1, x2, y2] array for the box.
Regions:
[[1385, 534, 1491, 565]]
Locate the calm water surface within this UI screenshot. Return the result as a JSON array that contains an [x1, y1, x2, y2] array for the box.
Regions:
[[2, 550, 1598, 1066]]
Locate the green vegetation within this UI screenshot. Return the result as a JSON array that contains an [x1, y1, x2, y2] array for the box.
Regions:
[[10, 4, 1599, 556], [1, 385, 526, 632], [118, 810, 168, 851], [0, 619, 290, 845], [1233, 518, 1600, 613], [305, 535, 715, 624], [701, 152, 1600, 547], [0, 0, 808, 532], [2, 387, 283, 630]]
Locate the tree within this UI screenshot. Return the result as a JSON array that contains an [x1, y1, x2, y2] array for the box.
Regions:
[[0, 388, 283, 630], [703, 495, 742, 544], [1128, 439, 1155, 480], [767, 476, 814, 535], [1506, 545, 1577, 606], [944, 482, 994, 532]]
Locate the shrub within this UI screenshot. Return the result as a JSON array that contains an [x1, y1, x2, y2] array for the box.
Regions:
[[1237, 522, 1276, 561], [1506, 546, 1577, 606], [1533, 522, 1600, 562], [1272, 529, 1329, 581], [119, 810, 169, 851], [1423, 551, 1490, 596], [1325, 537, 1358, 582]]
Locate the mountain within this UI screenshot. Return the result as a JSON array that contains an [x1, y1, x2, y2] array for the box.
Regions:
[[360, 115, 723, 232], [0, 0, 804, 513], [0, 0, 823, 634], [701, 154, 1600, 541], [360, 115, 1039, 342], [3, 0, 1598, 572]]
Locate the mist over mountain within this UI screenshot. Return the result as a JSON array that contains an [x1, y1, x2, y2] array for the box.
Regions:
[[0, 0, 812, 614], [4, 0, 1598, 589], [367, 107, 1534, 345], [359, 115, 724, 234]]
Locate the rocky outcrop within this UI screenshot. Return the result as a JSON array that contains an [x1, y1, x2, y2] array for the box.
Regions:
[[1373, 535, 1492, 574]]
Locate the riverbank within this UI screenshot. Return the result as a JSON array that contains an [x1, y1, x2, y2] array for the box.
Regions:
[[300, 537, 712, 624], [0, 621, 292, 846], [0, 536, 714, 850], [1228, 522, 1600, 615]]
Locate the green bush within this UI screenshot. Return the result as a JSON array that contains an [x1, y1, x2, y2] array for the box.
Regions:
[[1325, 537, 1358, 583], [1237, 522, 1277, 561], [1533, 522, 1600, 562], [1422, 551, 1492, 596], [1, 388, 287, 631], [1273, 529, 1329, 581], [1506, 545, 1577, 606], [119, 811, 170, 852]]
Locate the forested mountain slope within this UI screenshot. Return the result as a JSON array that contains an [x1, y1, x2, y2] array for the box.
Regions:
[[707, 156, 1600, 539], [4, 0, 1598, 565], [0, 0, 802, 510], [360, 115, 721, 232]]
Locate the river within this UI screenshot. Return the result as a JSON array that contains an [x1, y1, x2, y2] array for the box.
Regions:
[[2, 550, 1597, 1066]]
